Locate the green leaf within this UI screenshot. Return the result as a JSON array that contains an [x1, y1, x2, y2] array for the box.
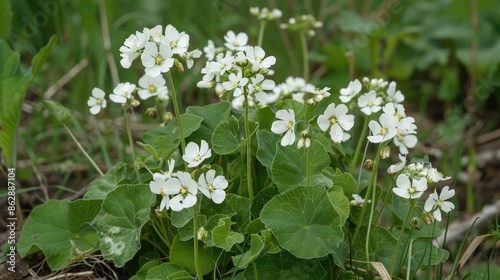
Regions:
[[0, 0, 12, 38], [130, 260, 162, 280], [17, 199, 102, 270], [0, 36, 55, 166], [186, 100, 231, 142], [92, 184, 155, 267], [260, 185, 344, 259], [145, 262, 193, 279], [351, 225, 396, 270], [142, 129, 179, 160], [164, 113, 203, 139], [323, 170, 358, 199], [31, 35, 57, 77], [212, 115, 258, 155], [169, 234, 219, 276], [327, 185, 350, 223], [83, 162, 135, 200], [212, 217, 244, 251], [42, 100, 73, 125], [251, 186, 279, 219], [271, 140, 331, 192], [256, 130, 281, 174], [239, 251, 327, 279], [232, 234, 265, 268]]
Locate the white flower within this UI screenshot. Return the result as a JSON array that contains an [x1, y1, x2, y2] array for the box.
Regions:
[[224, 31, 248, 51], [393, 174, 427, 199], [394, 129, 417, 155], [137, 74, 168, 100], [149, 160, 178, 212], [109, 82, 136, 104], [149, 25, 163, 43], [427, 168, 451, 183], [183, 49, 202, 69], [271, 109, 296, 146], [202, 52, 235, 76], [141, 42, 174, 77], [358, 90, 382, 115], [119, 29, 149, 68], [350, 194, 371, 207], [388, 154, 406, 174], [165, 172, 198, 211], [197, 72, 216, 89], [88, 87, 107, 115], [248, 74, 275, 96], [162, 24, 189, 54], [424, 186, 455, 221], [198, 170, 228, 204], [204, 40, 216, 61], [245, 46, 276, 71], [317, 103, 355, 143], [385, 81, 405, 104], [231, 95, 255, 110], [222, 71, 248, 97], [183, 140, 212, 168], [367, 114, 398, 143], [339, 79, 362, 103], [382, 103, 415, 131]]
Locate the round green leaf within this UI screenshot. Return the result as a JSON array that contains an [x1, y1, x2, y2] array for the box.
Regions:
[[169, 234, 220, 276], [260, 185, 344, 259], [92, 184, 155, 267], [145, 262, 192, 279]]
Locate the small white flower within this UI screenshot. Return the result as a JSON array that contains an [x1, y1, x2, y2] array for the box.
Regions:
[[394, 129, 417, 155], [198, 170, 228, 204], [119, 29, 149, 68], [197, 72, 216, 89], [367, 114, 398, 143], [248, 74, 275, 96], [149, 160, 178, 212], [149, 25, 163, 43], [393, 174, 427, 199], [317, 103, 355, 143], [141, 42, 174, 77], [350, 194, 371, 207], [339, 79, 362, 103], [424, 186, 455, 221], [162, 24, 190, 54], [204, 40, 216, 61], [245, 46, 276, 71], [271, 109, 296, 146], [202, 52, 235, 76], [166, 172, 198, 211], [222, 71, 248, 97], [388, 154, 406, 174], [109, 82, 136, 104], [137, 74, 168, 100], [88, 87, 107, 115], [183, 49, 202, 69], [231, 95, 255, 110], [358, 90, 383, 115], [382, 103, 415, 131], [183, 140, 212, 168], [427, 168, 451, 183], [224, 31, 248, 51], [385, 81, 405, 104]]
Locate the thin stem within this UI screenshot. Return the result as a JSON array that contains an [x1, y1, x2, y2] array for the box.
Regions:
[[252, 261, 259, 280], [406, 238, 413, 280], [91, 116, 112, 169], [257, 21, 267, 47], [98, 0, 119, 85], [390, 202, 414, 276], [305, 140, 312, 185], [193, 207, 203, 280], [141, 236, 169, 258], [63, 125, 104, 176], [350, 116, 369, 175], [124, 110, 141, 182], [364, 145, 381, 268], [168, 72, 187, 158], [299, 31, 309, 82], [373, 181, 394, 224], [244, 91, 254, 201]]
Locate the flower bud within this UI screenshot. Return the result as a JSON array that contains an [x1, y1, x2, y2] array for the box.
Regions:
[[411, 217, 422, 230], [422, 211, 434, 224], [174, 59, 185, 73], [197, 227, 208, 241], [145, 108, 157, 119], [364, 159, 374, 170], [163, 112, 173, 123], [380, 145, 391, 159]]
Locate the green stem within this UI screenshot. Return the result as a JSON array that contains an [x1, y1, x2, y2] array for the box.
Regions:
[[406, 238, 413, 280], [193, 207, 203, 280], [257, 21, 267, 47], [351, 144, 381, 247], [168, 72, 187, 158], [91, 116, 112, 169], [373, 181, 394, 224], [305, 139, 312, 185], [252, 261, 259, 280], [63, 125, 104, 176], [156, 98, 165, 125], [364, 145, 381, 268], [349, 116, 368, 175], [244, 91, 254, 201], [141, 236, 169, 257], [124, 110, 141, 182], [299, 31, 309, 82], [390, 202, 414, 276]]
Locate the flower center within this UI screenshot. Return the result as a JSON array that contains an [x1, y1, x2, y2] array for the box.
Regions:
[[286, 121, 294, 129], [96, 99, 102, 105], [194, 155, 201, 162], [437, 199, 444, 207], [408, 186, 416, 194], [367, 100, 374, 106], [180, 186, 188, 197], [170, 40, 178, 48], [148, 85, 157, 93], [121, 91, 128, 97], [160, 188, 166, 197], [255, 83, 262, 92], [155, 55, 164, 65], [380, 127, 388, 135], [329, 115, 338, 124], [395, 112, 402, 120], [208, 184, 215, 192]]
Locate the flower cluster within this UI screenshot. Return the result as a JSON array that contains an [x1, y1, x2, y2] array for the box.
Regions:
[[272, 76, 331, 105], [280, 14, 323, 36], [250, 7, 282, 21], [149, 141, 228, 211]]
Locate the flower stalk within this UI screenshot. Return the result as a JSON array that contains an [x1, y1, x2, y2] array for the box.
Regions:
[[124, 110, 141, 182], [63, 125, 104, 176], [168, 72, 187, 164], [244, 90, 254, 201]]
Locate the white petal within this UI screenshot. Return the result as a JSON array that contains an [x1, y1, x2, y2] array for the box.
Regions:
[[281, 129, 295, 146], [440, 186, 455, 200], [211, 190, 226, 204], [89, 105, 101, 115], [396, 174, 410, 189], [393, 188, 410, 199]]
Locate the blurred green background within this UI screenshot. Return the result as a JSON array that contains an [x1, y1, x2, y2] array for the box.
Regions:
[[4, 0, 500, 204]]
